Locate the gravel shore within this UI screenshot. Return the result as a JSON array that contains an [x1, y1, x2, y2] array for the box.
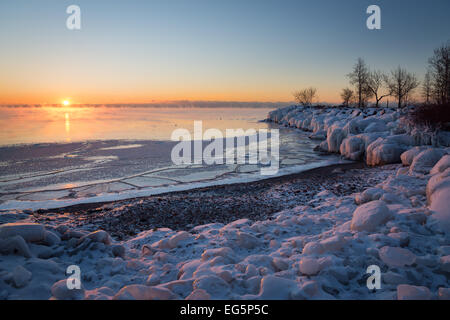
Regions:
[[33, 162, 397, 240]]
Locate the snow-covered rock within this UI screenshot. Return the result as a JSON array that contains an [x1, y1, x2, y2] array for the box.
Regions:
[[0, 235, 32, 258], [253, 276, 298, 300], [440, 255, 450, 272], [111, 244, 126, 258], [438, 288, 450, 300], [186, 289, 211, 300], [236, 231, 260, 249], [379, 246, 416, 267], [397, 285, 431, 300], [401, 147, 428, 166], [364, 121, 388, 133], [168, 231, 193, 248], [302, 241, 324, 255], [366, 135, 413, 166], [51, 280, 85, 300], [430, 154, 450, 175], [340, 136, 365, 161], [350, 200, 391, 232], [299, 257, 322, 275], [43, 230, 61, 246], [0, 223, 45, 243], [113, 284, 176, 300], [193, 275, 230, 298], [355, 187, 385, 205], [409, 148, 447, 174], [12, 265, 32, 288], [327, 126, 347, 153], [426, 168, 450, 233], [78, 230, 112, 245]]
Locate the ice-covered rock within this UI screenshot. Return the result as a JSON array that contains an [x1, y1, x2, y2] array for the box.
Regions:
[[168, 231, 193, 248], [43, 230, 61, 246], [327, 126, 347, 153], [201, 247, 235, 262], [113, 284, 176, 300], [309, 130, 326, 140], [12, 265, 32, 288], [440, 255, 450, 272], [366, 135, 413, 166], [186, 289, 211, 300], [255, 276, 298, 300], [78, 230, 112, 245], [438, 288, 450, 300], [302, 241, 324, 255], [0, 235, 32, 258], [379, 246, 416, 267], [426, 168, 450, 232], [430, 154, 450, 175], [193, 275, 229, 298], [51, 279, 85, 300], [397, 285, 431, 300], [401, 147, 427, 166], [383, 272, 407, 285], [0, 223, 45, 243], [299, 257, 322, 275], [320, 235, 345, 252], [236, 231, 260, 249], [355, 187, 385, 205], [409, 148, 446, 174], [111, 244, 126, 258], [364, 121, 388, 133], [350, 200, 391, 232], [340, 135, 365, 160]]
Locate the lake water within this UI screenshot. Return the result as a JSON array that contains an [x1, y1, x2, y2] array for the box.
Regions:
[[0, 106, 344, 210]]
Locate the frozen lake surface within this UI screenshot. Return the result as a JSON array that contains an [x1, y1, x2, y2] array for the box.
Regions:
[[0, 106, 343, 210]]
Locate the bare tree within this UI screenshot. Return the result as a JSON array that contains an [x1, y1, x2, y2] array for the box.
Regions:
[[422, 70, 433, 103], [347, 58, 371, 108], [428, 41, 450, 104], [367, 70, 391, 107], [293, 87, 317, 106], [385, 67, 419, 108], [340, 88, 354, 107]]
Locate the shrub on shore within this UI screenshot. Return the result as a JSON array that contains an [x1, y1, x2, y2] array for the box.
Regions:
[[408, 103, 450, 131]]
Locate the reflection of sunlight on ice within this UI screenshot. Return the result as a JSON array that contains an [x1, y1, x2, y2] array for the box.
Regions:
[[65, 113, 71, 142]]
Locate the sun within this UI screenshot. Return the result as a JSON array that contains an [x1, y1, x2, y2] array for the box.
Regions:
[[62, 100, 70, 106]]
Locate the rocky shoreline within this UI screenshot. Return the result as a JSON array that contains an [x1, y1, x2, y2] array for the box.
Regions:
[[31, 162, 394, 240]]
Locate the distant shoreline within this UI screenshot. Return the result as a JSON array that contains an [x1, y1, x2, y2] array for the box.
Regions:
[[0, 102, 289, 109]]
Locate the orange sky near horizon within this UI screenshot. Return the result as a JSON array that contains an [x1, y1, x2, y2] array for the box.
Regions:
[[0, 90, 343, 106]]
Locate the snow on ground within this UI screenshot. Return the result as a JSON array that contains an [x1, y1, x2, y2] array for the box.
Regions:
[[0, 105, 449, 300]]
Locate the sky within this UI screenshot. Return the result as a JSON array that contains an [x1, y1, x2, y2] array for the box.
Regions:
[[0, 0, 449, 104]]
